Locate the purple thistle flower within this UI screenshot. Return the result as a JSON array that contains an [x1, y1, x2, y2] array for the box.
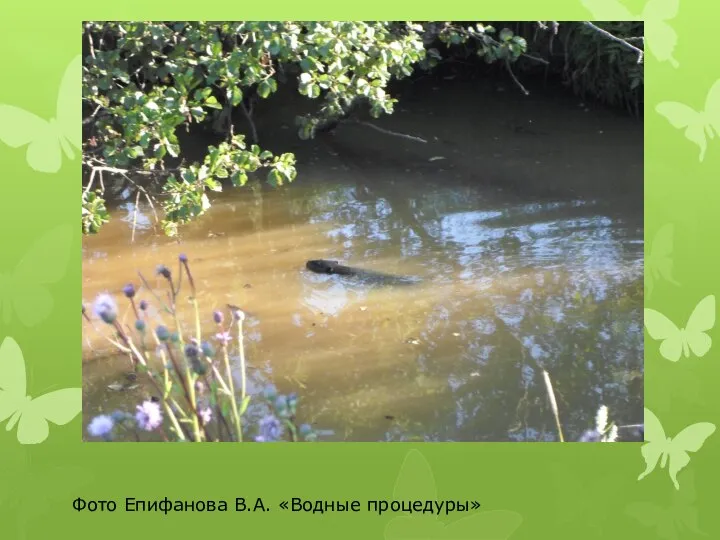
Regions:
[[87, 415, 114, 439], [185, 343, 202, 376], [274, 395, 290, 417], [199, 407, 212, 426], [139, 300, 149, 311], [287, 393, 298, 415], [213, 310, 224, 325], [578, 429, 602, 442], [228, 305, 246, 322], [156, 264, 172, 280], [155, 325, 170, 342], [123, 283, 136, 299], [92, 293, 118, 324], [263, 384, 278, 400], [185, 343, 199, 359], [179, 254, 196, 295], [135, 400, 163, 431], [255, 414, 283, 442], [190, 356, 207, 376], [214, 331, 232, 345]]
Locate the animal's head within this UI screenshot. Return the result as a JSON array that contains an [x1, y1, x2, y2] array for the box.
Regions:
[[306, 259, 339, 274]]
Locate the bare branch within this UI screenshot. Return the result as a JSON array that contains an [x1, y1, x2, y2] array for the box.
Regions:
[[86, 28, 96, 59], [505, 60, 530, 96], [83, 157, 164, 230], [131, 190, 141, 243], [240, 101, 259, 144], [582, 22, 644, 64], [350, 119, 428, 143]]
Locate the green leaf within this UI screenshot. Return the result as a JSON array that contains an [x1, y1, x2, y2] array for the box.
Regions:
[[229, 86, 243, 107], [298, 123, 313, 140], [204, 96, 223, 110], [194, 88, 213, 101], [126, 146, 144, 158], [267, 169, 282, 186], [166, 143, 180, 158], [500, 28, 514, 42], [231, 171, 248, 186], [205, 178, 222, 191], [238, 396, 251, 416], [257, 79, 272, 99], [154, 144, 167, 159]]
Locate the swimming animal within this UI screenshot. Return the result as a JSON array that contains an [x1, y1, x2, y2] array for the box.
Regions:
[[305, 259, 421, 286]]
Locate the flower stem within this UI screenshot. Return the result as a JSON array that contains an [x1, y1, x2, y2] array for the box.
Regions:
[[204, 373, 232, 441], [221, 345, 243, 442], [165, 343, 204, 441], [286, 419, 298, 442], [115, 326, 187, 442], [542, 369, 565, 443], [236, 314, 247, 404]]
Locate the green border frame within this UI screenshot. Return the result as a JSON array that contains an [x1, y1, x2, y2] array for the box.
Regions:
[[2, 3, 719, 539]]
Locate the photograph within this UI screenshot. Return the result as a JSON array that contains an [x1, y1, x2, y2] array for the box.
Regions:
[[81, 20, 644, 443]]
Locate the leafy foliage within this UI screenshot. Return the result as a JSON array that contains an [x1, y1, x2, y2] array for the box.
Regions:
[[81, 189, 110, 234], [560, 22, 644, 115], [81, 21, 642, 237], [82, 21, 538, 236]]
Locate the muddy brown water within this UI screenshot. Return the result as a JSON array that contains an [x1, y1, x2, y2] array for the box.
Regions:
[[82, 76, 644, 442]]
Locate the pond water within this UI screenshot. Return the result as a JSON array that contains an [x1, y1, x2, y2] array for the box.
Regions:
[[82, 75, 644, 442]]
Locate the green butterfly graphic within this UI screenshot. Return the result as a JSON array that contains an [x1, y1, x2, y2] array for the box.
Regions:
[[646, 223, 680, 297], [0, 55, 81, 173], [638, 408, 715, 490], [581, 0, 679, 67], [626, 470, 705, 540], [0, 336, 81, 445], [385, 449, 523, 540], [0, 224, 73, 327], [644, 295, 715, 362], [656, 79, 720, 162]]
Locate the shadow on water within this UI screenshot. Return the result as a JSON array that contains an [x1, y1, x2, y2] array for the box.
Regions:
[[82, 75, 643, 442]]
